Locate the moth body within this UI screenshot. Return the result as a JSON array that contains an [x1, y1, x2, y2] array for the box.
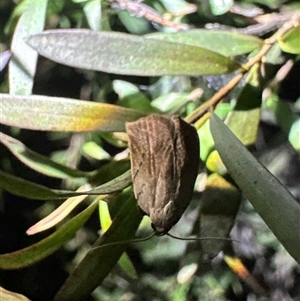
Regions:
[[126, 114, 199, 235]]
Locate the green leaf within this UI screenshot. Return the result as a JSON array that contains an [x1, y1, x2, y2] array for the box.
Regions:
[[54, 194, 143, 301], [99, 132, 128, 148], [0, 169, 132, 200], [278, 25, 300, 54], [116, 8, 150, 35], [265, 94, 300, 153], [209, 0, 233, 15], [0, 93, 145, 132], [160, 0, 196, 14], [9, 0, 47, 95], [86, 170, 132, 194], [197, 103, 232, 162], [25, 167, 133, 234], [0, 201, 98, 269], [117, 251, 138, 279], [0, 132, 89, 179], [206, 150, 227, 174], [210, 113, 300, 264], [89, 160, 131, 186], [113, 80, 157, 113], [0, 170, 66, 200], [99, 200, 112, 231], [198, 173, 241, 256], [225, 63, 263, 145], [289, 119, 300, 152], [225, 109, 261, 145], [26, 29, 240, 76], [147, 29, 263, 57], [83, 0, 102, 31], [99, 200, 138, 279], [83, 141, 110, 160], [152, 92, 191, 113]]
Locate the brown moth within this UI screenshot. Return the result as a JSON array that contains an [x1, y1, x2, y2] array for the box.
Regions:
[[126, 114, 199, 235]]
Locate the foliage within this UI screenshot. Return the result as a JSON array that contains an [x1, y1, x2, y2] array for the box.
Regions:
[[0, 0, 300, 300]]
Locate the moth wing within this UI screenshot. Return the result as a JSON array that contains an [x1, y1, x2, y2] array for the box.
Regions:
[[126, 115, 174, 216], [172, 116, 199, 209], [152, 116, 199, 232], [126, 114, 199, 234]]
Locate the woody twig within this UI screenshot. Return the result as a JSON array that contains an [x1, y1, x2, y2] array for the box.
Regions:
[[109, 0, 189, 30], [186, 11, 300, 124]]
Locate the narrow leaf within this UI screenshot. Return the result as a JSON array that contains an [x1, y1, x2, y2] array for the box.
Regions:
[[54, 195, 142, 301], [210, 113, 300, 264], [0, 201, 98, 269], [147, 29, 263, 57], [198, 173, 241, 256], [0, 132, 88, 179], [0, 169, 132, 200], [0, 287, 31, 301], [26, 184, 91, 235], [83, 141, 110, 160], [0, 170, 66, 200], [26, 29, 240, 76], [224, 256, 268, 295], [117, 252, 138, 279], [9, 0, 47, 94], [0, 93, 145, 132], [99, 200, 138, 279], [87, 170, 132, 195]]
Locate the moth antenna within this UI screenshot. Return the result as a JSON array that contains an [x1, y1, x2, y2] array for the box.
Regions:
[[128, 232, 156, 243], [166, 232, 240, 243], [90, 232, 156, 251]]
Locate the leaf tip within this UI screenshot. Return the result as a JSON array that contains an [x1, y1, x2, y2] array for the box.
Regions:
[[26, 226, 36, 236]]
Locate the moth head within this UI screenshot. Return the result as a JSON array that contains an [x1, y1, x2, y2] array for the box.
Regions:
[[149, 203, 182, 236], [143, 198, 186, 235], [151, 223, 169, 236]]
